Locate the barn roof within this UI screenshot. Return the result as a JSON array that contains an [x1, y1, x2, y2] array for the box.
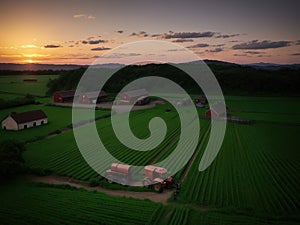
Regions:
[[54, 90, 77, 98], [209, 102, 227, 116], [123, 89, 148, 98], [10, 110, 47, 124], [81, 90, 107, 99]]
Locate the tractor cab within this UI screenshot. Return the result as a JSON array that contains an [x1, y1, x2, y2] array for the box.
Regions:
[[143, 165, 178, 192]]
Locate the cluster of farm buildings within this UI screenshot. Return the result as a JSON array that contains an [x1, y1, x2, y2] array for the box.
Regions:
[[2, 88, 246, 131]]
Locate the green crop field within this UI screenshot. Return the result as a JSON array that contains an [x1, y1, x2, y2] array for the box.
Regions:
[[0, 104, 111, 142], [24, 105, 198, 180], [0, 181, 162, 225], [0, 75, 58, 97], [179, 123, 300, 218]]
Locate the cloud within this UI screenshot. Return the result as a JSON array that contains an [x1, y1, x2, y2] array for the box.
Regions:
[[206, 47, 223, 53], [233, 53, 247, 57], [232, 40, 291, 50], [21, 44, 38, 49], [82, 39, 107, 45], [244, 51, 264, 55], [151, 34, 161, 37], [215, 34, 240, 38], [116, 30, 124, 34], [90, 47, 111, 51], [130, 31, 149, 37], [167, 49, 186, 52], [163, 31, 215, 39], [99, 52, 141, 58], [290, 53, 300, 56], [188, 43, 209, 48], [73, 14, 85, 18], [44, 44, 61, 48], [172, 39, 194, 43], [87, 15, 96, 19], [73, 14, 96, 19]]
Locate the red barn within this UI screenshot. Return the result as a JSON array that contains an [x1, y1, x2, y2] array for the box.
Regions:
[[53, 90, 78, 103], [205, 102, 227, 119], [79, 90, 108, 104], [119, 89, 149, 105]]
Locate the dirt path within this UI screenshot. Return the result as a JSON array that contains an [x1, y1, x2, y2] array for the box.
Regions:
[[27, 174, 172, 204]]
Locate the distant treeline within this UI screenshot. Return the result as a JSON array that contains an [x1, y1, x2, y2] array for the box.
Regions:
[[0, 70, 66, 76], [0, 94, 36, 110], [46, 64, 300, 96]]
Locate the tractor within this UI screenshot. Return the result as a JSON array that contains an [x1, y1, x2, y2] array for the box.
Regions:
[[105, 163, 132, 186], [143, 165, 179, 193], [105, 163, 180, 193]]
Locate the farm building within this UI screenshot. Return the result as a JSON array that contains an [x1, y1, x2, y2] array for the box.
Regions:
[[79, 90, 108, 104], [119, 89, 149, 105], [205, 102, 227, 119], [53, 90, 79, 103], [2, 110, 48, 131], [194, 96, 207, 104], [173, 98, 192, 106]]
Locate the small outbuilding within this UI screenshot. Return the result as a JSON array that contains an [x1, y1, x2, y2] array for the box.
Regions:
[[205, 102, 227, 119], [79, 90, 108, 104], [195, 96, 207, 105], [53, 90, 78, 103], [2, 110, 48, 131], [119, 89, 149, 105]]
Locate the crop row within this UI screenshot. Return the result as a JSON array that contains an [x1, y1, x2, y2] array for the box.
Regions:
[[24, 106, 183, 180], [0, 182, 162, 225], [178, 122, 300, 216]]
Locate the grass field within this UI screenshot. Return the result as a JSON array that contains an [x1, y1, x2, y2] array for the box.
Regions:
[[23, 105, 191, 180], [1, 181, 298, 225], [0, 104, 111, 142], [179, 122, 300, 218], [0, 181, 162, 225], [0, 75, 58, 97]]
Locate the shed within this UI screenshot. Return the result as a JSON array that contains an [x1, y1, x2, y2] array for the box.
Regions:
[[2, 110, 48, 131], [205, 102, 227, 118], [195, 96, 207, 105], [53, 90, 78, 103], [119, 89, 149, 105], [79, 90, 108, 104]]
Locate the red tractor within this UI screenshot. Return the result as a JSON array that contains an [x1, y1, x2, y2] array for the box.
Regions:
[[105, 163, 180, 193], [143, 165, 179, 193]]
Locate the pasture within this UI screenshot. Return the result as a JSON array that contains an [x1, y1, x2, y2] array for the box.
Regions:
[[0, 104, 110, 142], [0, 75, 58, 97]]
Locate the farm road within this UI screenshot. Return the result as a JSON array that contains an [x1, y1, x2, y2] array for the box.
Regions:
[[28, 174, 172, 204]]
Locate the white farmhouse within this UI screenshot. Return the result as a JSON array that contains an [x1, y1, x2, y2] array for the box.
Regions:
[[2, 110, 48, 131]]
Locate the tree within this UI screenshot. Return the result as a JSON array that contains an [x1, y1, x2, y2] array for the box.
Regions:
[[0, 140, 25, 179]]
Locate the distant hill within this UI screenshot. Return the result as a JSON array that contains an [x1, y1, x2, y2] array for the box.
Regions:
[[46, 62, 300, 96], [245, 62, 300, 70], [0, 63, 86, 71], [1, 60, 299, 71]]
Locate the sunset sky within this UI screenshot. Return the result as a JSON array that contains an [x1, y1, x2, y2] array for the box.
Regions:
[[1, 0, 299, 65]]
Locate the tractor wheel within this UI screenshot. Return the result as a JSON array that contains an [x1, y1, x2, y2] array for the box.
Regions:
[[153, 183, 163, 193], [106, 176, 114, 184], [143, 179, 151, 188]]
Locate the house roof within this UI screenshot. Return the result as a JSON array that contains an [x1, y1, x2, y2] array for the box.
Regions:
[[81, 90, 107, 99], [10, 110, 47, 124], [54, 90, 77, 98], [123, 89, 148, 98]]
